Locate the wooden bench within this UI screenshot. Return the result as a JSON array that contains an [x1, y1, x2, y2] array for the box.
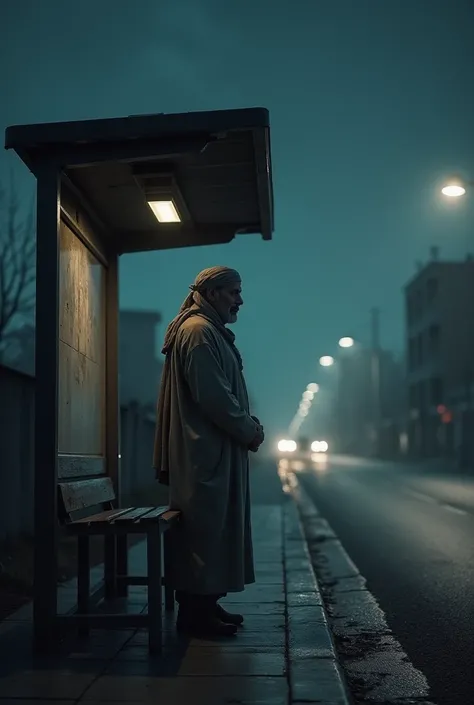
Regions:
[[57, 476, 180, 653]]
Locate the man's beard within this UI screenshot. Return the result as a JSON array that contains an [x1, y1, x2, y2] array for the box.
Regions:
[[228, 306, 239, 323]]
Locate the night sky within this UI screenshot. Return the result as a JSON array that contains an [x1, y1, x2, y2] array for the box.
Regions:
[[1, 0, 474, 442]]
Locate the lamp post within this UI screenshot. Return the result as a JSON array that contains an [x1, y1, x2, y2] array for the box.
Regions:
[[370, 307, 381, 457], [320, 328, 381, 457], [318, 337, 356, 451]]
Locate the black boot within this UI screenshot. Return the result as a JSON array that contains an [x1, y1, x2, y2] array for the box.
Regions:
[[175, 592, 237, 637], [215, 603, 244, 626]]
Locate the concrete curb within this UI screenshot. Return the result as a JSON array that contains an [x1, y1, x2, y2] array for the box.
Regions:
[[284, 467, 436, 705], [281, 474, 352, 704]]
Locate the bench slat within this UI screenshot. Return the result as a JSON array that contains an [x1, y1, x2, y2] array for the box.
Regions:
[[67, 506, 180, 530], [112, 507, 156, 523], [135, 506, 169, 522], [71, 508, 135, 525]]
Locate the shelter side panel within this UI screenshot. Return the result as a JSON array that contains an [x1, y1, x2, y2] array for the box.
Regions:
[[58, 221, 105, 456]]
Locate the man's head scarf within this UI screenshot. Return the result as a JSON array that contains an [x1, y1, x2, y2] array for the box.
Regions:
[[162, 266, 242, 362]]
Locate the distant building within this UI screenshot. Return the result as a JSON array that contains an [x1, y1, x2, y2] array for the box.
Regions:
[[334, 349, 374, 455], [377, 350, 406, 458], [404, 254, 474, 463], [119, 310, 163, 412], [332, 347, 404, 457]]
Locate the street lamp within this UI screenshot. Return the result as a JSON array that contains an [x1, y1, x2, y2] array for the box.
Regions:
[[441, 178, 473, 198], [338, 336, 354, 348], [319, 355, 335, 367]]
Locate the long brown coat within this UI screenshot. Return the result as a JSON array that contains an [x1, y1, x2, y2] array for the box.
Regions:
[[153, 312, 258, 595]]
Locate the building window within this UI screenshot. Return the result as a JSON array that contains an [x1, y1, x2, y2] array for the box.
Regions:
[[426, 277, 438, 302], [408, 337, 416, 371], [430, 377, 443, 406], [418, 380, 425, 408], [416, 290, 423, 320], [428, 324, 440, 357], [406, 296, 414, 325], [417, 333, 424, 366]]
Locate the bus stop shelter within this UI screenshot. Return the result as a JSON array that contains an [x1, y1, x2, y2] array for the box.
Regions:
[[4, 107, 274, 644]]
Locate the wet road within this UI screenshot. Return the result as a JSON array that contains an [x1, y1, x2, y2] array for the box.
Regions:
[[297, 456, 474, 705]]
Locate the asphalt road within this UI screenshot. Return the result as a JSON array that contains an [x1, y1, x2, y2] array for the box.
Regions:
[[297, 455, 474, 705]]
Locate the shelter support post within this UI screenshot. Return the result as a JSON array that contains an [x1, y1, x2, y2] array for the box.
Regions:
[[33, 167, 61, 646], [104, 253, 121, 597]]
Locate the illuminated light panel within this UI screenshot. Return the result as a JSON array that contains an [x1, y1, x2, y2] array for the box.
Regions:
[[148, 200, 181, 223]]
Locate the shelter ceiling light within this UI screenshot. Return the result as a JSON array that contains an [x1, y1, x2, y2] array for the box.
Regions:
[[134, 167, 189, 225], [148, 200, 181, 223]]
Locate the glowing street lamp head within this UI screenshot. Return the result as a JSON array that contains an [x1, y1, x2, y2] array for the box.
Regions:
[[307, 383, 319, 393], [339, 336, 354, 348], [319, 355, 334, 367], [441, 183, 466, 198]]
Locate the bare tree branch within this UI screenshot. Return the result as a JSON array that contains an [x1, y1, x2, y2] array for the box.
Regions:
[[0, 177, 36, 351]]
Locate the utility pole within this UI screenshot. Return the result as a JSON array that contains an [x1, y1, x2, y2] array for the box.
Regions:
[[370, 307, 380, 350], [370, 307, 381, 456]]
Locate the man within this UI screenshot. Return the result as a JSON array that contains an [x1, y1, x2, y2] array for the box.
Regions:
[[153, 266, 264, 637]]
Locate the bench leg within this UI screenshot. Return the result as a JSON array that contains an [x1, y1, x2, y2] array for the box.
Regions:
[[104, 535, 117, 598], [147, 526, 162, 654], [77, 536, 90, 637], [116, 535, 128, 597], [163, 531, 175, 611]]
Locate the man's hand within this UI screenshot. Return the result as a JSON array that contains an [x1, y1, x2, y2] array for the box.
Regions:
[[249, 416, 265, 452]]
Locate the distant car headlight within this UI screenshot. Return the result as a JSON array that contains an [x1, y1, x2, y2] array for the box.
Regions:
[[311, 440, 329, 453], [278, 439, 297, 453]]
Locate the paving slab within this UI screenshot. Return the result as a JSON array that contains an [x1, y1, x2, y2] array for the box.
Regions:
[[0, 701, 75, 705], [82, 675, 288, 704], [222, 612, 285, 629], [287, 591, 323, 608], [291, 659, 349, 704], [253, 570, 284, 585], [0, 670, 97, 700], [178, 649, 286, 676], [186, 629, 286, 649], [218, 601, 285, 615], [222, 585, 284, 603], [286, 571, 318, 593]]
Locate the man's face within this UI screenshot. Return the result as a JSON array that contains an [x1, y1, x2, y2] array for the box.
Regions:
[[208, 282, 243, 324]]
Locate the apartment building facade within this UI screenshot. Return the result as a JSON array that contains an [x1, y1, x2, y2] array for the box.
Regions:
[[405, 255, 474, 462]]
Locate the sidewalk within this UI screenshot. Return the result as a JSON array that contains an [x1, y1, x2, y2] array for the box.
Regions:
[[0, 468, 350, 705]]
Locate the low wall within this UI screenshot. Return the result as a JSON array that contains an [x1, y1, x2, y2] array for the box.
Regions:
[[0, 363, 158, 539]]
